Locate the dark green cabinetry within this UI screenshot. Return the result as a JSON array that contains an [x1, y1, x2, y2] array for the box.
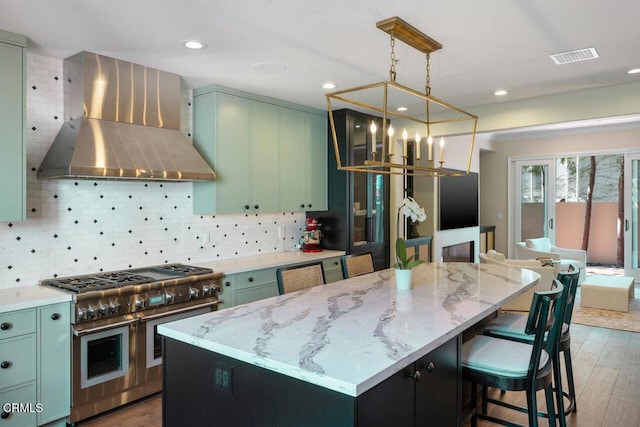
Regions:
[[163, 335, 459, 426], [311, 109, 390, 270]]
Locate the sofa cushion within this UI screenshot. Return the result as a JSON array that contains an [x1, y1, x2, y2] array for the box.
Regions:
[[486, 250, 506, 263], [526, 237, 552, 252]]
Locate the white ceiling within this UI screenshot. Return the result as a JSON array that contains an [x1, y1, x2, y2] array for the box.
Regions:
[[1, 0, 639, 126]]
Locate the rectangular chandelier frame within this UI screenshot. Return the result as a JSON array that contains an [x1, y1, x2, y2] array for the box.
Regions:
[[326, 17, 478, 177]]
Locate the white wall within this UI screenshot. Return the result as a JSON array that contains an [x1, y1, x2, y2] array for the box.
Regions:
[[479, 126, 640, 255], [0, 54, 305, 288]]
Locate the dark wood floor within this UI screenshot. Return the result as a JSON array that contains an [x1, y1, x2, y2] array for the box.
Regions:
[[79, 324, 640, 427]]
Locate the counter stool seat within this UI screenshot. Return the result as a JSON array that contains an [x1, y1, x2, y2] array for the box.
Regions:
[[484, 269, 581, 419], [463, 281, 566, 427]]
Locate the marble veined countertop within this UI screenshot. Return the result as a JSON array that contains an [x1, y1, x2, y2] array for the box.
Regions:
[[193, 250, 346, 274], [0, 285, 71, 314], [159, 262, 539, 397]]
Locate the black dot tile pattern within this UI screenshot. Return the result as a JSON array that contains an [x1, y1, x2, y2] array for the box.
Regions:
[[0, 52, 307, 286]]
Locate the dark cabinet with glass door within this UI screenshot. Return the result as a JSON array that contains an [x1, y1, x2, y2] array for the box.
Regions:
[[310, 109, 389, 270]]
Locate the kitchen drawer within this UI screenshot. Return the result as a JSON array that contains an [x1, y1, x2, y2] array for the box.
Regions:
[[235, 284, 279, 306], [235, 268, 277, 290], [0, 309, 36, 339], [0, 382, 37, 427], [0, 334, 36, 389], [322, 257, 343, 283]]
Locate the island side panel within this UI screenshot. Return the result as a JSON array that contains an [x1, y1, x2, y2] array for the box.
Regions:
[[163, 335, 461, 427], [162, 337, 356, 427]]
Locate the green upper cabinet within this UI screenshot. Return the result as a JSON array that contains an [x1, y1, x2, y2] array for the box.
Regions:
[[193, 85, 327, 215], [306, 112, 328, 211], [250, 101, 280, 213], [280, 109, 328, 212], [0, 30, 26, 222]]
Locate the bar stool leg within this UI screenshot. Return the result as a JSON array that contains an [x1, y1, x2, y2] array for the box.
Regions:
[[564, 348, 577, 413]]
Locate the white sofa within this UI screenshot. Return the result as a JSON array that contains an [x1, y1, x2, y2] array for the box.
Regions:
[[479, 250, 560, 312], [514, 237, 586, 283]]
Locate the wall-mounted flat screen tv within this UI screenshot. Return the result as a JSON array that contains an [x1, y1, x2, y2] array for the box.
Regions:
[[439, 171, 479, 230]]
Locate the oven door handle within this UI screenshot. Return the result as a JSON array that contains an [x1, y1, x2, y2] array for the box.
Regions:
[[73, 318, 138, 337], [138, 300, 222, 322]]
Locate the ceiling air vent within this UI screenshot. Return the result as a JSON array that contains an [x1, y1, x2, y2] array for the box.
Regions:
[[550, 47, 599, 65]]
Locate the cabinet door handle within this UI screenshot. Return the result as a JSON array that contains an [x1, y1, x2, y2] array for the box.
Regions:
[[248, 277, 254, 283], [307, 204, 312, 208], [300, 204, 305, 209], [244, 205, 250, 210], [421, 362, 435, 373], [1, 361, 11, 369], [0, 322, 11, 331], [51, 313, 61, 320], [1, 410, 10, 419], [407, 370, 421, 382], [224, 281, 231, 287], [254, 205, 259, 210]]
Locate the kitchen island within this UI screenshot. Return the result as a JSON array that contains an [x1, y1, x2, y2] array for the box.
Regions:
[[159, 262, 539, 426]]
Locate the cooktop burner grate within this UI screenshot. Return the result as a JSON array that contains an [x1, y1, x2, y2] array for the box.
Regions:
[[40, 264, 213, 294], [42, 272, 156, 293], [153, 263, 212, 276]]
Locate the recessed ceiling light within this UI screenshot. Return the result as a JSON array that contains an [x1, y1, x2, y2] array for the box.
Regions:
[[253, 62, 287, 74], [182, 40, 206, 50], [322, 82, 336, 89], [397, 106, 408, 111], [628, 68, 640, 74], [494, 89, 508, 96]]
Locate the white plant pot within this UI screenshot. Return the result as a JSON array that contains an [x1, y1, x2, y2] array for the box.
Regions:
[[395, 268, 413, 291]]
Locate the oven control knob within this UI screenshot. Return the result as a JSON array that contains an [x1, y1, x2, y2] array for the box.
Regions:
[[135, 299, 146, 310], [202, 285, 212, 296], [165, 292, 175, 303], [108, 301, 120, 314], [87, 305, 96, 319], [189, 287, 199, 299], [97, 303, 107, 316], [77, 308, 88, 321]]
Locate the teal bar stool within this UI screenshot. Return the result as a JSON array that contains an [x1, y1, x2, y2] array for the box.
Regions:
[[462, 281, 567, 427], [484, 269, 581, 420]]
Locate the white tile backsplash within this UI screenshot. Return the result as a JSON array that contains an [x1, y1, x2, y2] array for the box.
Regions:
[[0, 53, 305, 287]]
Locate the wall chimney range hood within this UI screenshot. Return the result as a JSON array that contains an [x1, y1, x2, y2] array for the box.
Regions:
[[37, 52, 215, 181]]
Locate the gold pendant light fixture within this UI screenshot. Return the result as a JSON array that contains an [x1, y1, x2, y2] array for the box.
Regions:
[[326, 17, 478, 177]]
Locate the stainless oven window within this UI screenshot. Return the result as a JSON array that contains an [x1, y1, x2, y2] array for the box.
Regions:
[[80, 325, 130, 388], [145, 308, 211, 368]]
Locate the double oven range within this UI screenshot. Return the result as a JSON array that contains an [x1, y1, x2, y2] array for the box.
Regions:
[[41, 263, 223, 424]]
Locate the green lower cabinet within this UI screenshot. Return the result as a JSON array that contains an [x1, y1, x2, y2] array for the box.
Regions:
[[217, 257, 343, 309], [218, 276, 236, 309], [0, 303, 70, 426], [37, 303, 70, 426], [0, 382, 37, 427], [322, 257, 343, 283], [234, 268, 279, 306]]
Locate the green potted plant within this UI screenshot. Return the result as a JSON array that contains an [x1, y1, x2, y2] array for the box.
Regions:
[[394, 197, 427, 290]]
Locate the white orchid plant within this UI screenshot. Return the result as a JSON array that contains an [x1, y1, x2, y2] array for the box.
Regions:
[[395, 197, 427, 270]]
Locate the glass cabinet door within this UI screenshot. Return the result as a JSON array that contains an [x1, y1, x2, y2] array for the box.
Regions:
[[350, 116, 386, 248]]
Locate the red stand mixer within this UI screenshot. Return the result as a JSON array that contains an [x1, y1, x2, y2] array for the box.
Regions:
[[302, 217, 322, 252]]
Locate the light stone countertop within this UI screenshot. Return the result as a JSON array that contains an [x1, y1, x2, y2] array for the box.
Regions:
[[159, 262, 540, 397], [0, 251, 343, 313], [0, 285, 71, 314], [193, 250, 346, 275]]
